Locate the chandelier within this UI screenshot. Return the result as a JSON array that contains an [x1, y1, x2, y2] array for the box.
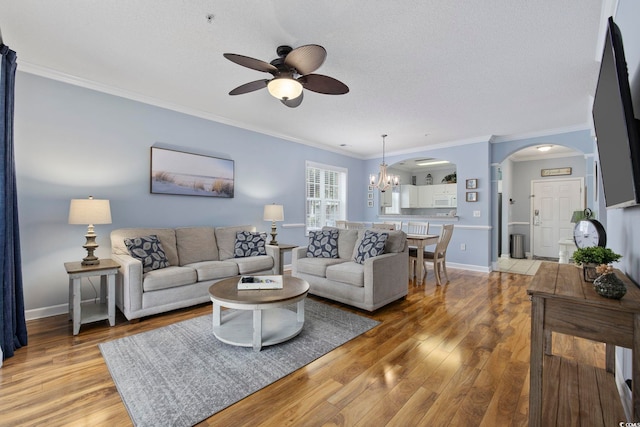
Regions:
[[369, 134, 399, 192]]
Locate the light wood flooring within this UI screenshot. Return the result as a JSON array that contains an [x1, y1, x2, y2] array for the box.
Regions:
[[0, 269, 606, 427]]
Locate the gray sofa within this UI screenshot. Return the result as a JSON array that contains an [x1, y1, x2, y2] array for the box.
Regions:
[[291, 227, 408, 311], [110, 225, 278, 320]]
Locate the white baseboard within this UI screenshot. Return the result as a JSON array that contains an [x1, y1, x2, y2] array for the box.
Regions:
[[25, 303, 69, 321], [616, 350, 632, 421]]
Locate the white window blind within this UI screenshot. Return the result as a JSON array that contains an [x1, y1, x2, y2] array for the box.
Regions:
[[305, 161, 347, 232]]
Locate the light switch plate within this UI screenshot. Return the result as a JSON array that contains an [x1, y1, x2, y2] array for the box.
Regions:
[[473, 210, 481, 217]]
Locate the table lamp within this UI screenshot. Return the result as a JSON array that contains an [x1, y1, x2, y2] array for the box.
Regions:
[[263, 204, 284, 245], [68, 196, 112, 265]]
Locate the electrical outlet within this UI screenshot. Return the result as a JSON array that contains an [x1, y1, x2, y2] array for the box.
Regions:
[[460, 243, 466, 251], [473, 210, 481, 217]]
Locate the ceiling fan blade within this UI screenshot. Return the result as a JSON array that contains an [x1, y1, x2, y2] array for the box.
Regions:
[[284, 44, 326, 75], [300, 74, 349, 95], [229, 79, 269, 95], [281, 92, 303, 108], [223, 53, 278, 74]]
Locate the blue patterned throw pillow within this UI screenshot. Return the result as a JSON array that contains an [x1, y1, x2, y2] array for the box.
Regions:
[[354, 230, 388, 264], [234, 231, 267, 257], [306, 229, 339, 258], [124, 234, 171, 273]]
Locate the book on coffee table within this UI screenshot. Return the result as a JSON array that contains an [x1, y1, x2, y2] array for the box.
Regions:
[[237, 275, 284, 290]]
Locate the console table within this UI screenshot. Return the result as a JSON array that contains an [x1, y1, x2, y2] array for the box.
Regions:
[[528, 262, 640, 426], [64, 259, 119, 335]]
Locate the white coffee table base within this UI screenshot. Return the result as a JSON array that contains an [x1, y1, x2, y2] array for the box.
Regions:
[[212, 299, 305, 351]]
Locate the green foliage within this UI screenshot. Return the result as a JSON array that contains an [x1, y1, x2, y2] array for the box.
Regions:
[[572, 246, 622, 266]]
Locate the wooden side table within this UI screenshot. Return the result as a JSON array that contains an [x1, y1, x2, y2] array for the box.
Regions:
[[528, 262, 640, 426], [269, 243, 298, 274], [64, 259, 119, 335]]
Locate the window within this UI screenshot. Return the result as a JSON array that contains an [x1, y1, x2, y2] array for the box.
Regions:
[[305, 161, 347, 232]]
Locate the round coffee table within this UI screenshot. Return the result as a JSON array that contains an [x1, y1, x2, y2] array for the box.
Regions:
[[208, 276, 310, 351]]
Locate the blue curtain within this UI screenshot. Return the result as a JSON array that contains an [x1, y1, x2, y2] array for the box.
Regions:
[[0, 43, 27, 360]]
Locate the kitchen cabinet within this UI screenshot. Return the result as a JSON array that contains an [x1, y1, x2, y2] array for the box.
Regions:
[[417, 186, 434, 208], [379, 189, 392, 207], [400, 185, 418, 208]]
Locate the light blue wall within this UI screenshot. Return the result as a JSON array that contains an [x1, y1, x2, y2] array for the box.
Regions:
[[364, 140, 493, 269], [611, 0, 640, 284], [14, 72, 367, 314]]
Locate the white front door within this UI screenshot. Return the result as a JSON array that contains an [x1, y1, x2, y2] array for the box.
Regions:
[[531, 178, 583, 259]]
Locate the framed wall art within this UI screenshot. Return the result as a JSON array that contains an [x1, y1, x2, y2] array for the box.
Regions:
[[150, 147, 235, 198], [466, 192, 478, 202], [466, 179, 478, 189]]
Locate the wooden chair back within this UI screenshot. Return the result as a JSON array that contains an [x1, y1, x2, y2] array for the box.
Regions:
[[407, 221, 429, 235]]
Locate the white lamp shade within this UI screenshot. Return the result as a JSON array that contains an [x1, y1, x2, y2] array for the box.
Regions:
[[263, 204, 284, 222], [267, 78, 303, 100], [68, 198, 112, 225]]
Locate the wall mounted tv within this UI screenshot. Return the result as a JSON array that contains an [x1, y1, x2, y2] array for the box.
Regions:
[[592, 17, 640, 208]]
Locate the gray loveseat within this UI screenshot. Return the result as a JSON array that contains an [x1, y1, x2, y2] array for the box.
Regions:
[[110, 225, 278, 320], [291, 227, 408, 311]]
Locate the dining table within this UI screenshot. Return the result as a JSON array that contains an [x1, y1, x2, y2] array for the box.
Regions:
[[406, 233, 439, 285]]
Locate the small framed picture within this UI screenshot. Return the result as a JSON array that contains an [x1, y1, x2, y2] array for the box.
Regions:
[[466, 179, 478, 189], [368, 185, 374, 191], [367, 200, 374, 208], [466, 192, 478, 202], [367, 192, 374, 200]]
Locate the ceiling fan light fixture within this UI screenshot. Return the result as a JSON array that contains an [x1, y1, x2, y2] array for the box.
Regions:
[[267, 77, 303, 101]]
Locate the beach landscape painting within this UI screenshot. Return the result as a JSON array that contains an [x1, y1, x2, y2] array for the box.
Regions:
[[150, 147, 234, 197]]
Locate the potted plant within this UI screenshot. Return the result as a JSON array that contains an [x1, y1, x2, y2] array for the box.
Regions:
[[572, 246, 622, 281]]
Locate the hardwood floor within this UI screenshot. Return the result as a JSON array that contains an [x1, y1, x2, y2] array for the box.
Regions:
[[0, 269, 605, 427]]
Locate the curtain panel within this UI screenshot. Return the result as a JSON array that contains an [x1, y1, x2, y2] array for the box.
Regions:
[[1, 43, 27, 361]]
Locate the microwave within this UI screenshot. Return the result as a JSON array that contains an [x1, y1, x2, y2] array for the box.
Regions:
[[433, 194, 457, 207]]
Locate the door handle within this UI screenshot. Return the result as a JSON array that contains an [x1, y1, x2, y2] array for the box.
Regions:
[[534, 209, 541, 226]]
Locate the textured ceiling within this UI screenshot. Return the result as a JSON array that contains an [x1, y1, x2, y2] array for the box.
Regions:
[[0, 1, 611, 158]]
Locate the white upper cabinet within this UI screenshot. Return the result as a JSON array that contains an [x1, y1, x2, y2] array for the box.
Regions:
[[400, 185, 418, 208]]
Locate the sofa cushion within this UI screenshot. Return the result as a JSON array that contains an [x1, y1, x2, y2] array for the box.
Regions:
[[352, 229, 406, 258], [111, 228, 179, 266], [215, 225, 256, 260], [176, 227, 218, 266], [234, 231, 267, 257], [323, 227, 359, 259], [296, 256, 347, 277], [186, 260, 239, 281], [326, 262, 365, 287], [124, 235, 171, 273], [231, 255, 274, 274], [142, 266, 197, 292], [306, 229, 339, 258], [354, 230, 388, 264]]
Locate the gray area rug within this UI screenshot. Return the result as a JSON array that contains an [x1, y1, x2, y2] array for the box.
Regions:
[[99, 299, 379, 427]]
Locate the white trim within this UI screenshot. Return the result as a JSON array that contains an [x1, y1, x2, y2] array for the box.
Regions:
[[446, 263, 491, 274], [282, 223, 305, 228], [25, 302, 69, 321], [490, 125, 591, 144]]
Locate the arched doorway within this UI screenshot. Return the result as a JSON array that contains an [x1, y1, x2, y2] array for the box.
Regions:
[[495, 144, 590, 266]]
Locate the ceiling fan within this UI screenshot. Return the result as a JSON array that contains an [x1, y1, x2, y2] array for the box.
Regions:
[[223, 44, 349, 108]]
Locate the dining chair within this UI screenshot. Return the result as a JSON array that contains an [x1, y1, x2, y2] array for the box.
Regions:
[[372, 223, 396, 230], [335, 220, 347, 229], [346, 221, 366, 230], [383, 221, 402, 231], [422, 224, 454, 285], [407, 222, 429, 235], [407, 222, 429, 277]]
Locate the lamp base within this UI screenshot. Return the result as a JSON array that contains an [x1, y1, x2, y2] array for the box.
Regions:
[[81, 256, 100, 266], [81, 231, 101, 266], [269, 222, 278, 246]]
